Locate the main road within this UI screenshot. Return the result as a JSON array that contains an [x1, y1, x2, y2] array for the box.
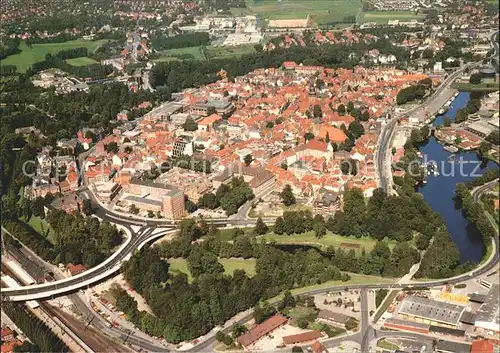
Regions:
[[377, 30, 499, 193]]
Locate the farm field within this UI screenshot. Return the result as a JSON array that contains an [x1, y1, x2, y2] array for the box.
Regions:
[[244, 0, 362, 25], [167, 257, 257, 281], [1, 39, 109, 72], [358, 10, 426, 24], [260, 231, 396, 253], [66, 57, 99, 66]]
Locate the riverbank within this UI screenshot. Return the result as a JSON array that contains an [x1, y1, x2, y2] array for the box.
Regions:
[[415, 91, 499, 263]]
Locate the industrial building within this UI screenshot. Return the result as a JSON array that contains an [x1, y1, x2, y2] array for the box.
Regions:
[[398, 296, 466, 328]]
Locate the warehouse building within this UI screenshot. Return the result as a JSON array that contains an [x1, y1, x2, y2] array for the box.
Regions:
[[398, 296, 466, 328]]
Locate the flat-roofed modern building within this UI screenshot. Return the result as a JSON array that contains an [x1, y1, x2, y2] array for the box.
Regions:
[[398, 295, 466, 328]]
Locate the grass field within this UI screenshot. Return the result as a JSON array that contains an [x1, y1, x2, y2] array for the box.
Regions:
[[153, 45, 256, 63], [21, 216, 56, 245], [66, 57, 99, 66], [260, 231, 396, 253], [377, 339, 400, 350], [358, 11, 426, 24], [219, 258, 256, 276], [1, 40, 109, 72], [167, 257, 257, 281], [153, 46, 206, 62], [244, 0, 362, 25]]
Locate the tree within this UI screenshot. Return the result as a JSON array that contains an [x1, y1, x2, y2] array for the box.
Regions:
[[337, 104, 346, 115], [280, 184, 296, 206], [82, 199, 93, 216], [243, 154, 253, 166], [105, 141, 119, 154], [280, 162, 288, 170], [183, 117, 198, 131], [304, 132, 314, 141], [348, 120, 364, 139], [469, 72, 482, 84], [443, 117, 451, 127], [391, 147, 396, 155], [274, 216, 285, 235], [478, 141, 491, 156], [266, 121, 274, 129], [313, 105, 322, 118], [215, 332, 233, 346], [198, 193, 219, 209], [231, 323, 248, 338], [129, 204, 139, 214], [346, 101, 354, 113], [254, 217, 268, 235]]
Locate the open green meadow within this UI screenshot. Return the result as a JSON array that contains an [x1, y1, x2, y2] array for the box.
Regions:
[[21, 216, 56, 245], [65, 57, 99, 66], [260, 231, 396, 253], [244, 0, 362, 25], [153, 44, 256, 63], [167, 257, 257, 281], [358, 11, 426, 24], [153, 46, 206, 62], [1, 39, 109, 72]]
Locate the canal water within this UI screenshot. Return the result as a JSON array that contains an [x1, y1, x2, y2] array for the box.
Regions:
[[416, 92, 498, 263]]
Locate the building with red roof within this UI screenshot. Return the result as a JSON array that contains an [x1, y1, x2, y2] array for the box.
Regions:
[[471, 339, 494, 353], [237, 315, 288, 349]]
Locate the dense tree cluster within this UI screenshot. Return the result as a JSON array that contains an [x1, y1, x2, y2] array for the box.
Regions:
[[214, 177, 254, 216], [121, 220, 348, 342], [396, 84, 427, 105], [329, 188, 442, 245], [0, 38, 21, 60], [3, 303, 68, 352], [456, 183, 497, 242], [151, 32, 210, 51], [45, 211, 122, 267], [465, 169, 499, 189]]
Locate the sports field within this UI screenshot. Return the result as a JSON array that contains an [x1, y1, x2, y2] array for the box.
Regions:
[[244, 0, 362, 25], [358, 11, 426, 24], [66, 57, 99, 66], [1, 39, 109, 72]]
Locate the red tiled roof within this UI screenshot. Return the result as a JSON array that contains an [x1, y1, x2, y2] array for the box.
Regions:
[[1, 328, 13, 339], [471, 340, 494, 353], [282, 330, 323, 345], [237, 315, 288, 347]]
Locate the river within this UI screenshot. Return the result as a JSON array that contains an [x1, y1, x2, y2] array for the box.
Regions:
[[416, 92, 498, 263]]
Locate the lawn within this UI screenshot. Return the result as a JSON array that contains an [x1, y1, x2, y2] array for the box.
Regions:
[[1, 39, 110, 72], [260, 231, 396, 253], [205, 45, 256, 60], [21, 216, 56, 245], [167, 257, 257, 280], [219, 258, 256, 276], [168, 258, 193, 281], [267, 273, 394, 303], [377, 339, 400, 350], [66, 57, 99, 66], [244, 0, 362, 25], [153, 46, 206, 62], [287, 306, 316, 319], [358, 11, 426, 24]]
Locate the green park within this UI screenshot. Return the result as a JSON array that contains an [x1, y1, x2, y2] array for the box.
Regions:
[[1, 39, 109, 72]]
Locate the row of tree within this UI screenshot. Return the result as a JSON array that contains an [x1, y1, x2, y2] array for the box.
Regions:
[[151, 32, 210, 51], [3, 303, 68, 352]]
